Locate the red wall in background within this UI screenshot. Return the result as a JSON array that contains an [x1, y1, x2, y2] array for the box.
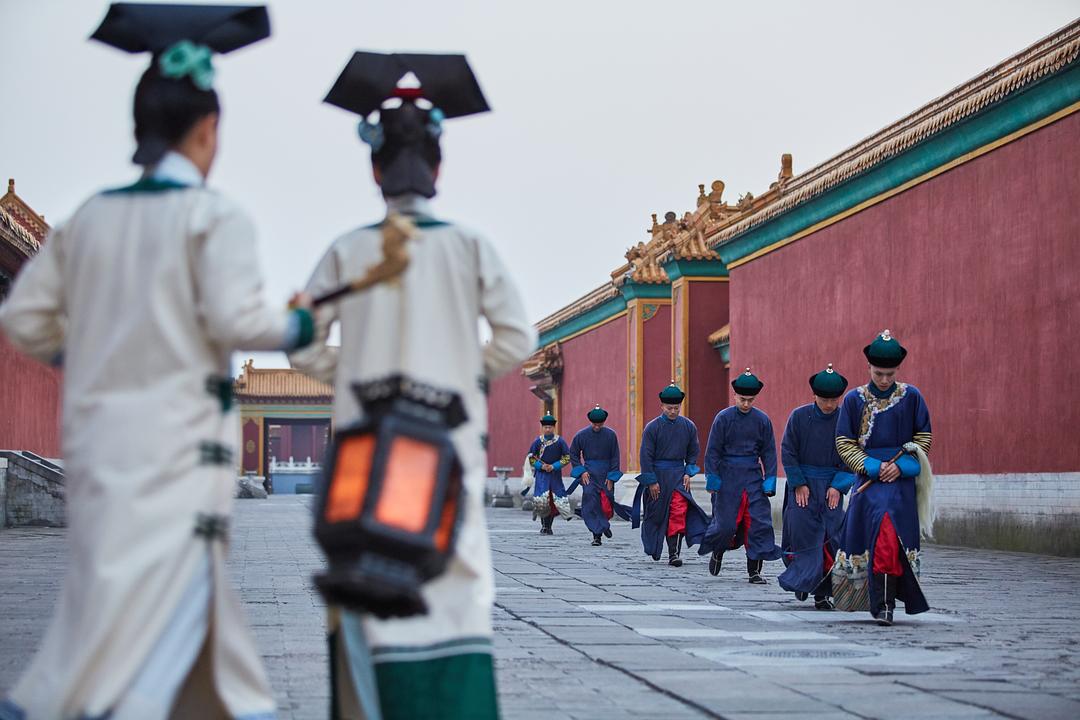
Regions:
[[559, 316, 628, 449], [486, 364, 542, 471], [730, 112, 1080, 475], [642, 304, 672, 428], [0, 333, 61, 456], [685, 280, 730, 449]]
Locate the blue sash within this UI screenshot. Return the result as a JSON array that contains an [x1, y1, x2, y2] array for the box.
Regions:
[[722, 454, 760, 467]]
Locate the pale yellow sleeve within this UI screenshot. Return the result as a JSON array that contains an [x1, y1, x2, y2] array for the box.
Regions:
[[0, 226, 66, 364], [194, 203, 292, 351]]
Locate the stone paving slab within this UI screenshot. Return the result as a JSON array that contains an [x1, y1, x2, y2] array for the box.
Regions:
[[2, 495, 1080, 719]]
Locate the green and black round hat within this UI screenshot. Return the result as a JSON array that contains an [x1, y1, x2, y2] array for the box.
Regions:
[[731, 367, 764, 396], [539, 413, 557, 426], [658, 383, 685, 404], [587, 404, 608, 423], [863, 328, 907, 368], [808, 363, 848, 398]]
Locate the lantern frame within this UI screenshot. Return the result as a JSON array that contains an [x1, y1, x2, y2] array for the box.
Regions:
[[313, 375, 466, 617]]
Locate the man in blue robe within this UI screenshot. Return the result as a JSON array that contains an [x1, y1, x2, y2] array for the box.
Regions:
[[634, 384, 710, 566], [698, 369, 782, 584], [778, 364, 856, 609], [528, 414, 573, 535], [835, 330, 933, 625], [569, 405, 631, 546]]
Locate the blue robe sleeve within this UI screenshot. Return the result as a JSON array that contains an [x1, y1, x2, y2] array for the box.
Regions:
[[638, 423, 658, 485], [760, 415, 777, 495], [684, 420, 700, 477], [607, 431, 622, 482], [527, 437, 543, 470], [703, 412, 724, 492], [568, 432, 586, 479], [910, 386, 933, 454], [780, 410, 806, 488], [835, 392, 871, 475], [551, 438, 571, 470], [831, 471, 856, 493]]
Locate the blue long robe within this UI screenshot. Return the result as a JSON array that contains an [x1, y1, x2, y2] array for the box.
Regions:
[[634, 415, 710, 560], [568, 426, 631, 535], [836, 382, 933, 616], [777, 403, 854, 596], [528, 434, 571, 498], [697, 407, 783, 561]]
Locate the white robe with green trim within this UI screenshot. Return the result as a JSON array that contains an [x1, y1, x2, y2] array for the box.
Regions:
[[0, 166, 292, 719], [288, 194, 535, 714]]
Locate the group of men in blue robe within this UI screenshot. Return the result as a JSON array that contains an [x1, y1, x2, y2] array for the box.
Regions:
[[523, 329, 932, 625]]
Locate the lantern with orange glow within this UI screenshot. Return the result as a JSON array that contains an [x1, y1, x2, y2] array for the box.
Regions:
[[314, 374, 466, 618]]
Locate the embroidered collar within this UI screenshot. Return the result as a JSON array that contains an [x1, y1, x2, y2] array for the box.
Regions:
[[856, 383, 908, 448], [867, 381, 897, 399]]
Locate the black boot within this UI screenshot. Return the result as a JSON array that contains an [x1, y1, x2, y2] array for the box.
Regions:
[[874, 573, 896, 625], [541, 515, 554, 535], [667, 534, 683, 567], [591, 534, 602, 546], [603, 527, 613, 539], [747, 558, 767, 584], [709, 550, 723, 576]]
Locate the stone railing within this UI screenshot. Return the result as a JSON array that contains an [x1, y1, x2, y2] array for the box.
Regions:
[[0, 450, 65, 528], [269, 456, 322, 473]]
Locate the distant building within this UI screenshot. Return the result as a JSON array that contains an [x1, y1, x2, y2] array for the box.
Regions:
[[0, 178, 61, 456], [233, 358, 333, 494], [487, 21, 1080, 554]]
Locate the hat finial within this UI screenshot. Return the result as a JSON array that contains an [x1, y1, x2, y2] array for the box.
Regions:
[[826, 363, 834, 373], [881, 329, 892, 341], [744, 367, 752, 375]]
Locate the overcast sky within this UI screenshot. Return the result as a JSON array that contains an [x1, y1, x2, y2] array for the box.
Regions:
[[2, 1, 1077, 370]]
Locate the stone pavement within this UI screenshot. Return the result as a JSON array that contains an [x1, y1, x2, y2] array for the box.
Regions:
[[2, 495, 1080, 719]]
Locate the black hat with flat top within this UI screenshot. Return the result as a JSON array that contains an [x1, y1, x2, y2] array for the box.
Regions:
[[90, 3, 270, 54], [324, 52, 490, 119], [324, 51, 489, 199], [90, 3, 271, 166]]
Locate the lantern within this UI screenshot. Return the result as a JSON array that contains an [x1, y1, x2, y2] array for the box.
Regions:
[[314, 374, 466, 618]]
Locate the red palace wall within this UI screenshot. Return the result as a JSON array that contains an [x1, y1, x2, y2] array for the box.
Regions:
[[641, 304, 673, 431], [558, 316, 628, 448], [0, 332, 61, 456], [729, 112, 1080, 475], [486, 366, 541, 471], [685, 280, 730, 449]]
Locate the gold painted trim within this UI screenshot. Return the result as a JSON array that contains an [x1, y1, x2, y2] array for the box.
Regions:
[[255, 416, 265, 476], [546, 309, 627, 347], [729, 101, 1080, 269], [239, 408, 332, 416], [682, 282, 691, 418], [626, 299, 646, 469]]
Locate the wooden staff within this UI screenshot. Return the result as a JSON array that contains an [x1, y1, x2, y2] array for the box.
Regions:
[[855, 448, 906, 493], [312, 212, 417, 307]]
